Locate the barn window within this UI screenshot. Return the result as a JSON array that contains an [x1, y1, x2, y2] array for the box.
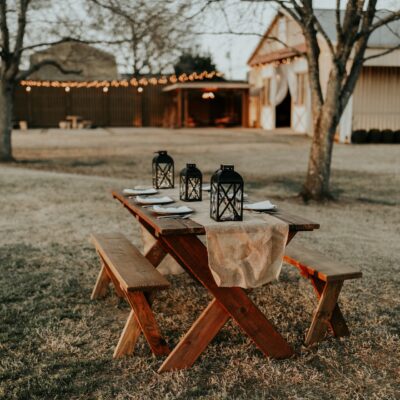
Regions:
[[261, 78, 271, 106], [296, 73, 306, 105]]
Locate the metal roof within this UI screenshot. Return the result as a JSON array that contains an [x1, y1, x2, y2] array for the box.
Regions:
[[312, 9, 400, 48]]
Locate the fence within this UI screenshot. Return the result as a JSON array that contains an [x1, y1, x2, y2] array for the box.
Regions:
[[14, 85, 171, 128]]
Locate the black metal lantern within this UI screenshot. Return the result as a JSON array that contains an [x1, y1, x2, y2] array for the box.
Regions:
[[152, 150, 174, 189], [180, 163, 202, 202], [210, 165, 244, 222]]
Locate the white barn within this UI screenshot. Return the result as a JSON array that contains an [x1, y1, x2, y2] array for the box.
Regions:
[[247, 9, 400, 143]]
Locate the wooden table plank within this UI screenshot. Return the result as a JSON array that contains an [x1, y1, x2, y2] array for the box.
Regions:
[[112, 189, 320, 236]]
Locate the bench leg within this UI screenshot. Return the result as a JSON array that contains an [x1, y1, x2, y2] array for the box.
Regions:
[[311, 277, 350, 338], [113, 310, 142, 358], [125, 291, 170, 356], [102, 261, 125, 298], [305, 281, 344, 346], [91, 264, 111, 300]]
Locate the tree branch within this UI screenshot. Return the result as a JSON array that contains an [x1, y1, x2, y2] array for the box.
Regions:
[[16, 59, 82, 81], [362, 44, 400, 62], [0, 0, 10, 56]]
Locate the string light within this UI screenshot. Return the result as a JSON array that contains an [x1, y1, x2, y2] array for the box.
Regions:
[[103, 86, 109, 93], [256, 56, 301, 68], [137, 87, 143, 93], [19, 71, 224, 90], [25, 86, 31, 92]]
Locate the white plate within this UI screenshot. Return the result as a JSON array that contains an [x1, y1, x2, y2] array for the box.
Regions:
[[123, 187, 158, 196], [151, 205, 193, 215], [202, 184, 211, 192], [135, 196, 174, 205], [243, 200, 277, 211]]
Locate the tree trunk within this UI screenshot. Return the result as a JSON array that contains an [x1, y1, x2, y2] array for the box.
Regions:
[[302, 106, 340, 201], [0, 81, 14, 162]]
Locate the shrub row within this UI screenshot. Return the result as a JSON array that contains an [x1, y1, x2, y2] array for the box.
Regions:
[[351, 129, 400, 144]]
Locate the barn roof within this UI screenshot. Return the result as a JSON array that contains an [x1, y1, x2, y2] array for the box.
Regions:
[[248, 8, 400, 65]]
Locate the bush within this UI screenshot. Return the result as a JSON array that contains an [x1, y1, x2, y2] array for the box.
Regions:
[[381, 129, 395, 144], [368, 129, 382, 143], [395, 130, 400, 144], [351, 129, 368, 144]]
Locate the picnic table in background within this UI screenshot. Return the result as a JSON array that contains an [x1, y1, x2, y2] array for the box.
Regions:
[[111, 189, 321, 372]]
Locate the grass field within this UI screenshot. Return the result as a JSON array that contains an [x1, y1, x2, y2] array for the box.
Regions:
[[1, 128, 399, 399]]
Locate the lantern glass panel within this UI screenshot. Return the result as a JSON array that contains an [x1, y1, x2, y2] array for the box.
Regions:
[[180, 163, 202, 202], [210, 165, 243, 222], [152, 150, 174, 189]]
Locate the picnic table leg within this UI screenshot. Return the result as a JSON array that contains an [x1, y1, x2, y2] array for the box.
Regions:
[[145, 240, 167, 267], [161, 235, 293, 366], [309, 277, 350, 338], [305, 280, 345, 346], [158, 298, 230, 372]]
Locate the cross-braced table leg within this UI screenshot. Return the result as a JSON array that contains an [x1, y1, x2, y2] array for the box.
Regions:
[[306, 278, 349, 345], [158, 235, 293, 372]]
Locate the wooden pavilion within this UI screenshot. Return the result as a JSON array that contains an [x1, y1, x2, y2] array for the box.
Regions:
[[162, 82, 249, 128]]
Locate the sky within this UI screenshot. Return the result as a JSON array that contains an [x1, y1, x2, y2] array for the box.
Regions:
[[24, 0, 399, 80]]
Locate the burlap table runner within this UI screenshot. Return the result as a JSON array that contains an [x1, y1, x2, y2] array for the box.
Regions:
[[140, 189, 289, 288]]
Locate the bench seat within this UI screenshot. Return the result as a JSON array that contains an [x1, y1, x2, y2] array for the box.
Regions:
[[90, 232, 170, 358], [284, 241, 362, 346], [91, 233, 170, 292], [284, 243, 362, 282]]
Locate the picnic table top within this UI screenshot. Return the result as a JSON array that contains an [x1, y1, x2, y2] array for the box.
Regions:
[[112, 189, 320, 236]]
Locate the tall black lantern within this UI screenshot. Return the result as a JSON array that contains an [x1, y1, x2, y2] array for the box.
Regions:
[[152, 150, 174, 189], [180, 163, 202, 202], [210, 165, 244, 222]]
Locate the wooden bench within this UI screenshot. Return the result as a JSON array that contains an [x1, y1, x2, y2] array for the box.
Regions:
[[90, 233, 170, 358], [284, 242, 362, 346]]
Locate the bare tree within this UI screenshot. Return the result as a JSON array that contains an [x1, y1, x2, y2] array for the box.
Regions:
[[87, 0, 196, 76], [205, 0, 400, 200], [0, 0, 85, 162]]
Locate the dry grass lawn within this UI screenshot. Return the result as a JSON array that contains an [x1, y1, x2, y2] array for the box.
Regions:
[[1, 128, 399, 399]]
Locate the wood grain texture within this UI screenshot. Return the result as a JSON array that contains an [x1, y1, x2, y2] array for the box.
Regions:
[[91, 264, 111, 300], [284, 243, 362, 282], [102, 261, 125, 298], [158, 298, 230, 372], [112, 189, 320, 235], [162, 235, 294, 360], [91, 233, 170, 291], [125, 291, 170, 356], [113, 310, 142, 358], [311, 277, 350, 338], [144, 240, 167, 267], [305, 281, 343, 346]]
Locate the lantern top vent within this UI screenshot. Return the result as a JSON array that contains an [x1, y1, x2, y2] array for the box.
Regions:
[[153, 150, 173, 164], [212, 164, 243, 183]]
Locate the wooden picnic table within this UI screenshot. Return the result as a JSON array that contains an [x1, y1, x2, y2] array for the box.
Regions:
[[65, 115, 83, 129], [112, 189, 320, 372]]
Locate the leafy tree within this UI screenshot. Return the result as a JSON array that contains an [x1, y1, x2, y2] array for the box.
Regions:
[[174, 52, 217, 75]]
